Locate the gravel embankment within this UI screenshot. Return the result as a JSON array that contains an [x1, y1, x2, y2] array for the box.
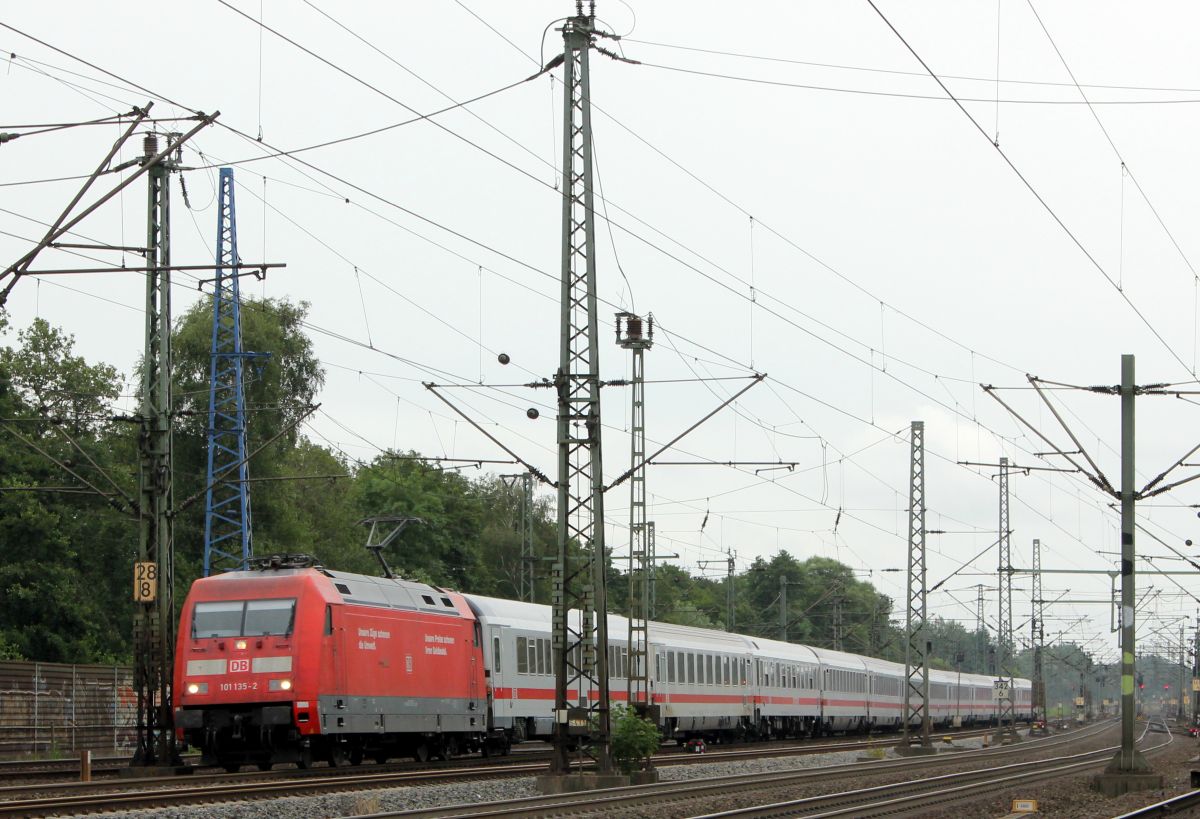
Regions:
[[63, 727, 1194, 818]]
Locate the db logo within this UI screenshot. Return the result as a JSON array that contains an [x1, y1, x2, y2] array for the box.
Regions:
[[229, 659, 250, 673]]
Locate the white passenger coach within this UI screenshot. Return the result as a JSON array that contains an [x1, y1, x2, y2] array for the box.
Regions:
[[465, 594, 1031, 743]]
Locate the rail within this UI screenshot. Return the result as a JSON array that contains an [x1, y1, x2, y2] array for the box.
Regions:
[[1112, 790, 1200, 818]]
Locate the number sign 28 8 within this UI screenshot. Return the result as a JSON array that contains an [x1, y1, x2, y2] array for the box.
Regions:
[[134, 561, 158, 602]]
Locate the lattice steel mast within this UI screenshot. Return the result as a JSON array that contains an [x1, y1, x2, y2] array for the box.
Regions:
[[551, 5, 612, 775], [203, 168, 261, 576], [1032, 538, 1046, 724], [500, 472, 536, 602], [132, 132, 180, 766], [902, 421, 931, 749], [519, 473, 535, 603], [617, 312, 653, 715], [996, 456, 1018, 740]]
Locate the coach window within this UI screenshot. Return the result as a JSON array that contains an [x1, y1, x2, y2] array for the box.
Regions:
[[493, 636, 502, 673], [687, 653, 695, 684], [678, 652, 685, 683], [517, 637, 528, 674], [667, 651, 676, 683]]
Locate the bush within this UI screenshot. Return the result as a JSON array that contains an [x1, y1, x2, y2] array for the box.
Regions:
[[610, 705, 660, 775]]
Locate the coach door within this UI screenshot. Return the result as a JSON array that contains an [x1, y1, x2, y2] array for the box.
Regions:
[[471, 621, 482, 707], [489, 627, 514, 718]]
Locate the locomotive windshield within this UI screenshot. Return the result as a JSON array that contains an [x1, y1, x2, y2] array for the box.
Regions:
[[193, 599, 296, 638]]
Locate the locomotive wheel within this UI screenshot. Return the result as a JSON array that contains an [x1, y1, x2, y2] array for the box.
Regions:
[[413, 743, 431, 763], [257, 762, 273, 771], [222, 763, 240, 773], [329, 746, 349, 767], [297, 749, 313, 769], [349, 747, 364, 766], [374, 753, 389, 765]]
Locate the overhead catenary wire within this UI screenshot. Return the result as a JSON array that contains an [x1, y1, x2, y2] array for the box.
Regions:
[[0, 14, 1161, 605], [621, 35, 1200, 97], [863, 0, 1194, 378]]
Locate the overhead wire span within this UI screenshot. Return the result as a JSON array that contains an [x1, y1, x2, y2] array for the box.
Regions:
[[863, 0, 1194, 377], [1025, 0, 1199, 287], [630, 58, 1200, 106], [622, 36, 1200, 96], [3, 17, 1144, 575], [239, 0, 1034, 401]]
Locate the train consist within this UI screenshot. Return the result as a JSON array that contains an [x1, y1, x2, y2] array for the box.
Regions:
[[173, 555, 1032, 770]]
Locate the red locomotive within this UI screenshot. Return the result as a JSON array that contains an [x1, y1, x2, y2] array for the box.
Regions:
[[173, 554, 494, 770], [176, 553, 1035, 768]]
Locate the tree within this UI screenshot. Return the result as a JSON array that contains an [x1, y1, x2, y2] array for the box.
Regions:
[[609, 705, 660, 774], [0, 314, 133, 662], [169, 297, 327, 584]]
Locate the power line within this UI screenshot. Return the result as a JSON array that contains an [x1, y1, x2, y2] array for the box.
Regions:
[[1, 18, 1147, 592], [632, 57, 1200, 106], [863, 0, 1194, 377], [623, 36, 1200, 96]]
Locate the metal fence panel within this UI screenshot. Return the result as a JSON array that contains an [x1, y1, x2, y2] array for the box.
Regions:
[[0, 661, 135, 757]]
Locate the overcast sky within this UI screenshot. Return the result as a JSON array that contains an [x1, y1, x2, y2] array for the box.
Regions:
[[4, 1, 1200, 665]]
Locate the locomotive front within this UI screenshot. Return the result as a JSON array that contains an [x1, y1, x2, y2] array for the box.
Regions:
[[174, 559, 333, 771]]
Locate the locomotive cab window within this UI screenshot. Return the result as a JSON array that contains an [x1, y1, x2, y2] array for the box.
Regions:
[[245, 599, 296, 636], [192, 599, 296, 638]]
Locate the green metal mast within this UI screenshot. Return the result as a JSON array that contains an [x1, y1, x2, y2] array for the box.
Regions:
[[551, 4, 612, 775], [132, 131, 180, 766], [618, 312, 653, 716]]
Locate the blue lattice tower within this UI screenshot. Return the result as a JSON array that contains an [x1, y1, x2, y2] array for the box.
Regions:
[[203, 168, 260, 575]]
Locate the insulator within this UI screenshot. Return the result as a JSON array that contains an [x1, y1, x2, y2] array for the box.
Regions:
[[498, 352, 511, 365], [142, 133, 158, 159], [626, 316, 643, 340], [527, 408, 539, 420]]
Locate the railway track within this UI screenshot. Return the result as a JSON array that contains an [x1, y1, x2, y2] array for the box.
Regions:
[[692, 723, 1169, 818], [335, 721, 1119, 819], [0, 723, 1087, 816], [0, 725, 997, 785]]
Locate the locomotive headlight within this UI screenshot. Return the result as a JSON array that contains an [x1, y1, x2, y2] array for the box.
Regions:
[[185, 682, 208, 695], [235, 640, 248, 650], [269, 678, 292, 691]]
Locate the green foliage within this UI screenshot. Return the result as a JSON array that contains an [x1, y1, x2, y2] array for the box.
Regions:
[[0, 316, 132, 663], [0, 306, 1074, 692], [169, 296, 338, 587], [609, 705, 660, 774]]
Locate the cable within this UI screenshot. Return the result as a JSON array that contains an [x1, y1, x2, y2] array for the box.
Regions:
[[632, 57, 1200, 106], [863, 0, 1194, 378], [1023, 0, 1199, 292], [623, 35, 1200, 96], [1, 18, 1152, 596]]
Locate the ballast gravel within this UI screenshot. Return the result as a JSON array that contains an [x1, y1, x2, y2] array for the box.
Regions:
[[60, 746, 869, 819], [65, 730, 1194, 819]]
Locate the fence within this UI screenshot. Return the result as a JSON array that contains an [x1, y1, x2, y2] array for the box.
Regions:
[[0, 661, 136, 758]]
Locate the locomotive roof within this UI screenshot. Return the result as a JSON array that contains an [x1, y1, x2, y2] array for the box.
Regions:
[[211, 566, 465, 617], [323, 569, 463, 616]]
